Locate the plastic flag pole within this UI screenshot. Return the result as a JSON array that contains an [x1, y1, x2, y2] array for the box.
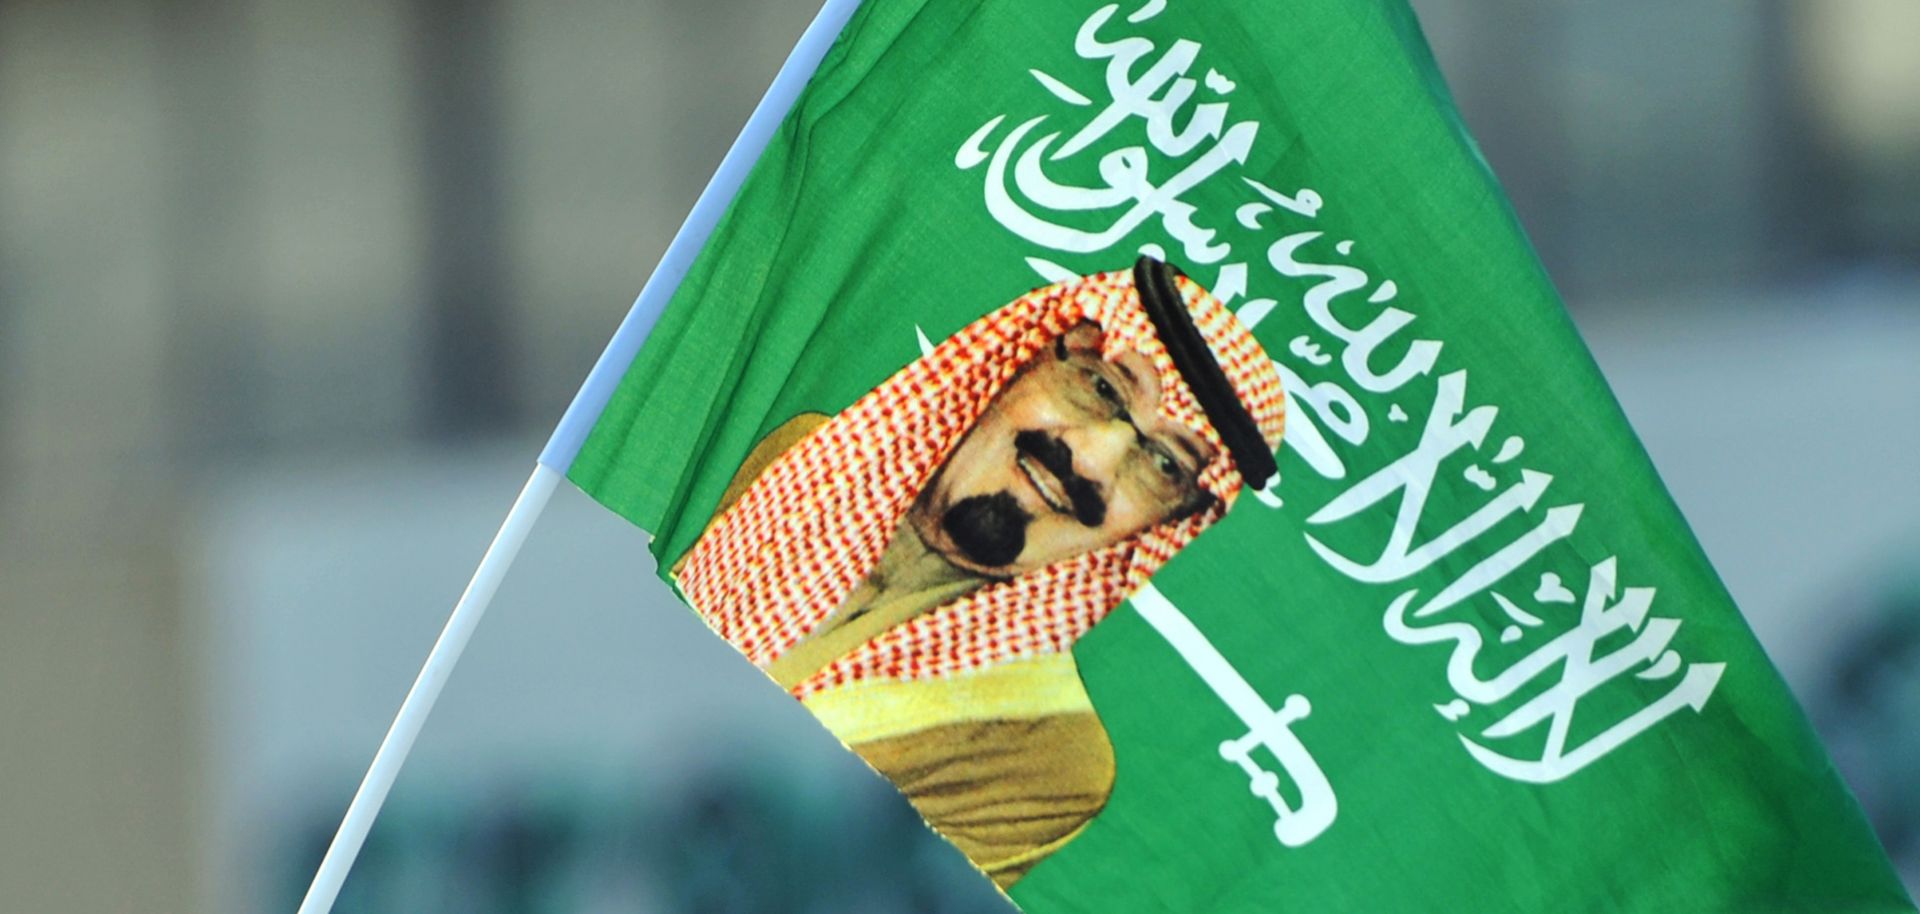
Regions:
[[294, 0, 865, 909], [296, 464, 560, 914]]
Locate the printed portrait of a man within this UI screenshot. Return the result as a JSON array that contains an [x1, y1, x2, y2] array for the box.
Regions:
[[671, 257, 1286, 887]]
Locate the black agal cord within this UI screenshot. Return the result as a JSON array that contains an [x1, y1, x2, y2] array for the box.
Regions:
[[1133, 255, 1278, 486]]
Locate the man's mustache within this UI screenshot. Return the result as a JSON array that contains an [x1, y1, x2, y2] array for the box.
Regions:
[[1014, 430, 1107, 527]]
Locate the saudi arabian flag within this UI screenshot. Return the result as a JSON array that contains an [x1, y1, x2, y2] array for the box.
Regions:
[[551, 0, 1914, 910]]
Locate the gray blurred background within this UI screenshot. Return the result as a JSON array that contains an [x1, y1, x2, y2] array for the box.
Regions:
[[2, 0, 1916, 911]]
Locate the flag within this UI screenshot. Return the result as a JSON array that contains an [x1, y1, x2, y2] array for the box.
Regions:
[[553, 0, 1914, 909]]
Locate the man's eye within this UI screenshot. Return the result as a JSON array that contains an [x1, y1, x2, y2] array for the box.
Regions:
[[1091, 375, 1120, 405], [1151, 448, 1183, 482], [1154, 452, 1177, 478]]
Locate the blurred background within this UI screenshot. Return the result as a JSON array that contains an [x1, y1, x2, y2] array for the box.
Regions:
[[1, 0, 1915, 910]]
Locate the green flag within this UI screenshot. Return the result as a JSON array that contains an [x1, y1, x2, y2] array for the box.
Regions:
[[562, 0, 1913, 909]]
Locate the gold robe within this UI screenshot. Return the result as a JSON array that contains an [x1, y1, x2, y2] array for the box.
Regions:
[[680, 414, 1116, 888]]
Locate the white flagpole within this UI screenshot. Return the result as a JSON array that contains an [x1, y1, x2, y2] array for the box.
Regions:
[[296, 464, 560, 914]]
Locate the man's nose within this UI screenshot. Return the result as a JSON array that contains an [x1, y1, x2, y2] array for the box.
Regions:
[[1072, 418, 1136, 481]]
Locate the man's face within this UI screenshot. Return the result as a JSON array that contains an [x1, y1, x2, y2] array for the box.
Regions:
[[909, 321, 1219, 578]]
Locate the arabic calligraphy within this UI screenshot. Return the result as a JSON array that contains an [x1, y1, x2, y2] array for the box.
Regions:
[[956, 4, 1256, 264], [954, 0, 1726, 812], [1388, 558, 1727, 783]]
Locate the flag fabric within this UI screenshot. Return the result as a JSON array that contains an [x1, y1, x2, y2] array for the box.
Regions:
[[557, 0, 1913, 910]]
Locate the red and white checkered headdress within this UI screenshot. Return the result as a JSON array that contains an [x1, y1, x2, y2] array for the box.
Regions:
[[674, 262, 1285, 699]]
